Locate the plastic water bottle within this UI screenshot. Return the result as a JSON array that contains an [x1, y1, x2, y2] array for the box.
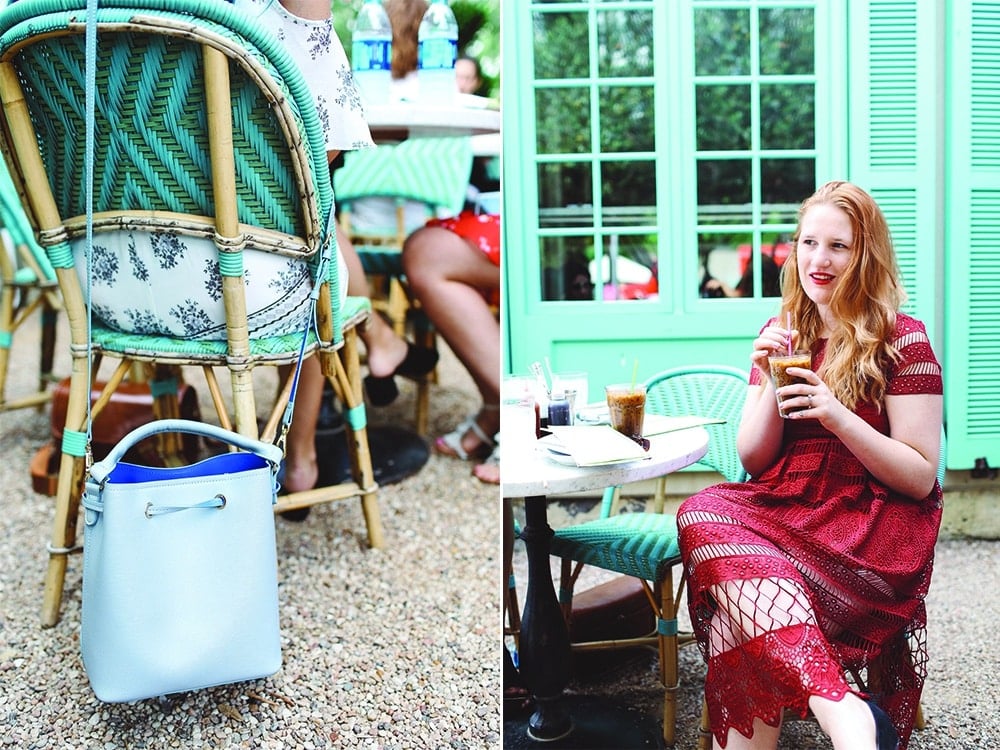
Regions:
[[352, 0, 393, 107], [417, 0, 458, 104]]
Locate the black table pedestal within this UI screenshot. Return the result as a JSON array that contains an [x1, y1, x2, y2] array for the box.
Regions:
[[517, 495, 573, 741]]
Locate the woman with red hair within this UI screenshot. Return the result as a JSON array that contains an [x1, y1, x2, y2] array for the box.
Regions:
[[678, 181, 942, 750]]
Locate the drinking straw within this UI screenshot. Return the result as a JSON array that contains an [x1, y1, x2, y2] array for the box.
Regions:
[[530, 361, 549, 395], [630, 358, 639, 391], [786, 311, 792, 355], [543, 356, 555, 389]]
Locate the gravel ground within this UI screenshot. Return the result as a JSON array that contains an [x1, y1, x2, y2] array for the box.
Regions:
[[0, 313, 501, 749]]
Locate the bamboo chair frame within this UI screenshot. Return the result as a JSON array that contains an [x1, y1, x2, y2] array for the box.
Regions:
[[0, 0, 381, 627], [0, 160, 60, 412]]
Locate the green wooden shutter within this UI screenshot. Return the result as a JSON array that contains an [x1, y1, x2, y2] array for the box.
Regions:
[[944, 0, 1000, 469], [849, 2, 953, 465], [848, 0, 940, 331]]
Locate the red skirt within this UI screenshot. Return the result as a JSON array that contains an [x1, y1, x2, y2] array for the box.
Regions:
[[426, 211, 501, 267]]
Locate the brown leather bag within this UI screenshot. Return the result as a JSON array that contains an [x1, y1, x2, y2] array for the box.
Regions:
[[30, 378, 201, 496]]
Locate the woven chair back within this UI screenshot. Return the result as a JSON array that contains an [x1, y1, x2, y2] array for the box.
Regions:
[[335, 137, 473, 219], [0, 0, 343, 346], [644, 365, 750, 484]]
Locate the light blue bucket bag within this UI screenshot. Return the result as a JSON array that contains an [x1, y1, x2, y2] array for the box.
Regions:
[[81, 419, 284, 703]]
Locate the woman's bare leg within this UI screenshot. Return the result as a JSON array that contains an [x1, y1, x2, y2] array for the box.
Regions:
[[280, 356, 323, 493], [402, 226, 501, 451], [716, 719, 781, 750]]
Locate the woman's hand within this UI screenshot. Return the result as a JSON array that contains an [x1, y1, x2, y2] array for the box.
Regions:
[[776, 368, 851, 429], [750, 324, 796, 382]]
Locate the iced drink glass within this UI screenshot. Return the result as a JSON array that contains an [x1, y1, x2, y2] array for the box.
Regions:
[[768, 350, 812, 418], [605, 383, 646, 441]]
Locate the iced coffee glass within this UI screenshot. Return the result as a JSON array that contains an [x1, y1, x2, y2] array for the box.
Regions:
[[768, 350, 812, 418], [605, 383, 647, 441]]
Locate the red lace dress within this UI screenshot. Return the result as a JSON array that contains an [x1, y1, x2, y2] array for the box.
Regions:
[[677, 313, 942, 749]]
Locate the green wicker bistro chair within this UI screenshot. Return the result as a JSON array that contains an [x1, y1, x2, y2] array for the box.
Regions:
[[0, 0, 381, 627], [549, 365, 750, 747], [334, 136, 472, 434], [0, 157, 60, 412]]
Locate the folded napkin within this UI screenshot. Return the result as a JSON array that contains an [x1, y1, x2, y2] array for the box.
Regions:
[[546, 425, 650, 467]]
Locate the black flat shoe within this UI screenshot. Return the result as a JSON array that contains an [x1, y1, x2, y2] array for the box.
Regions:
[[364, 343, 439, 407], [866, 699, 900, 750]]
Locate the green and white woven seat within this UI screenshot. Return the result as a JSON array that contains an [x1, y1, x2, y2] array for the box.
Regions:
[[549, 365, 750, 748], [0, 0, 381, 626]]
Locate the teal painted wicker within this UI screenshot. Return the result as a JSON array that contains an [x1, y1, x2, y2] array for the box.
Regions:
[[0, 0, 330, 240], [335, 136, 473, 276], [336, 137, 473, 218], [90, 296, 372, 362], [550, 512, 680, 583], [642, 365, 750, 485], [0, 161, 55, 283]]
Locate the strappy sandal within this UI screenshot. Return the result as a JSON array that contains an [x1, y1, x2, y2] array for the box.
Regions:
[[434, 407, 498, 461]]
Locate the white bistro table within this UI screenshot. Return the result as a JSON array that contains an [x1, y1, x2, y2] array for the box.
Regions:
[[502, 428, 710, 744], [365, 102, 500, 141]]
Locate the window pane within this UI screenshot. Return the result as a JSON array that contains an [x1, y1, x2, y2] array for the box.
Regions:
[[602, 160, 656, 225], [697, 84, 751, 151], [761, 158, 814, 209], [533, 12, 589, 79], [759, 8, 814, 75], [537, 88, 591, 154], [700, 232, 750, 297], [541, 237, 595, 302], [694, 8, 750, 76], [597, 234, 658, 301], [600, 86, 655, 152], [760, 83, 815, 150], [597, 10, 654, 78], [697, 159, 751, 208], [538, 162, 593, 214]]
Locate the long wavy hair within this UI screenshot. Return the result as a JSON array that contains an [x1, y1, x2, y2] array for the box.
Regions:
[[781, 181, 906, 410]]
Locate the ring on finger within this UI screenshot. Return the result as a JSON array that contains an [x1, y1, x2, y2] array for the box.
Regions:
[[808, 394, 813, 406]]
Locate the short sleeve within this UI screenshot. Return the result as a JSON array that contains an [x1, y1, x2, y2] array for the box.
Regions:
[[887, 314, 942, 395]]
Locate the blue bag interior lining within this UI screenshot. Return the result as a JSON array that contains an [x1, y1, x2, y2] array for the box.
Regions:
[[107, 452, 269, 484]]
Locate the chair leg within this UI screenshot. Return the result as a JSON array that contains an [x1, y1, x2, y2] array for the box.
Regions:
[[331, 327, 383, 548], [41, 358, 91, 627], [657, 575, 679, 746], [411, 309, 436, 436]]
